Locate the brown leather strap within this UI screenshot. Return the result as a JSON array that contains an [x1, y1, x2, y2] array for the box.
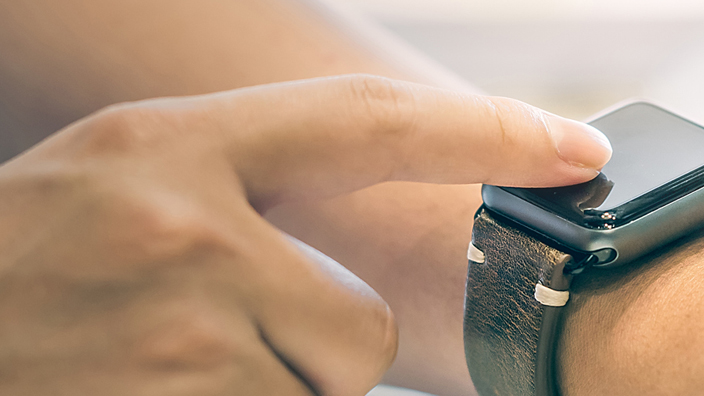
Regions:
[[464, 208, 574, 396]]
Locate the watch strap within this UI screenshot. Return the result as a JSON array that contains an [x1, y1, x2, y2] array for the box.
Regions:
[[463, 207, 574, 396]]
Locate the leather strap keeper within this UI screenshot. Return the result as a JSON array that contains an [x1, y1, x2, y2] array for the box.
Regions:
[[464, 207, 574, 396]]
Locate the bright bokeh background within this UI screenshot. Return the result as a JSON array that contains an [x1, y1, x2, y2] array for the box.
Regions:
[[333, 0, 704, 123], [337, 0, 704, 22], [345, 1, 704, 395]]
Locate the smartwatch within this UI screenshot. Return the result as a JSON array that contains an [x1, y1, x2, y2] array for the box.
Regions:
[[463, 102, 704, 395]]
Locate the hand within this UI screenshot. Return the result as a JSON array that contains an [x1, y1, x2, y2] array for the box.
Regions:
[[0, 75, 611, 395]]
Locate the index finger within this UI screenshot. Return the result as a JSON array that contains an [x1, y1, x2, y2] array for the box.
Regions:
[[181, 75, 612, 209]]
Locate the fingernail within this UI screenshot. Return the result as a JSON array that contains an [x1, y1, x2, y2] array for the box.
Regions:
[[547, 115, 612, 169]]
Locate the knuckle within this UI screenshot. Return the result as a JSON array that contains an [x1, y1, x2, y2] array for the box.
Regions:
[[368, 303, 398, 371], [329, 301, 398, 395], [2, 161, 92, 198], [135, 308, 241, 371], [489, 97, 548, 149], [346, 74, 416, 139], [109, 193, 231, 264], [74, 103, 169, 156], [487, 98, 517, 148]]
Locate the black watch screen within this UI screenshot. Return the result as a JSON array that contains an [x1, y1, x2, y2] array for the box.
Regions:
[[502, 102, 704, 228]]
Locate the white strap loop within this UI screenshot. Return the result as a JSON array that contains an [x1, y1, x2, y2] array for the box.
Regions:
[[534, 283, 570, 307], [467, 242, 485, 263]]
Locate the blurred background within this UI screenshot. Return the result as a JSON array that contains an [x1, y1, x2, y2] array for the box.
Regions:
[[348, 0, 704, 394], [333, 0, 704, 123]]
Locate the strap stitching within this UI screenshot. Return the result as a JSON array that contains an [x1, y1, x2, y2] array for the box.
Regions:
[[534, 283, 569, 307], [467, 241, 485, 263]]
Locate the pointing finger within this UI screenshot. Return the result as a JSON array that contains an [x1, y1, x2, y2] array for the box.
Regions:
[[214, 75, 611, 208]]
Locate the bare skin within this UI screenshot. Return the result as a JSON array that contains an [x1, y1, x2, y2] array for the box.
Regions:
[[0, 2, 514, 394], [558, 228, 704, 395], [0, 75, 608, 395], [0, 1, 700, 396]]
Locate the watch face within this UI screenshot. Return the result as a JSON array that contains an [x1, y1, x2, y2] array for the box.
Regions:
[[500, 102, 704, 228]]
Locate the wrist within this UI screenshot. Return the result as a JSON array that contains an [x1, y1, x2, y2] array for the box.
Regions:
[[557, 237, 704, 395]]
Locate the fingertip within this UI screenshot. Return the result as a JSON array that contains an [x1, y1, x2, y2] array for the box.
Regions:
[[547, 115, 613, 171]]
